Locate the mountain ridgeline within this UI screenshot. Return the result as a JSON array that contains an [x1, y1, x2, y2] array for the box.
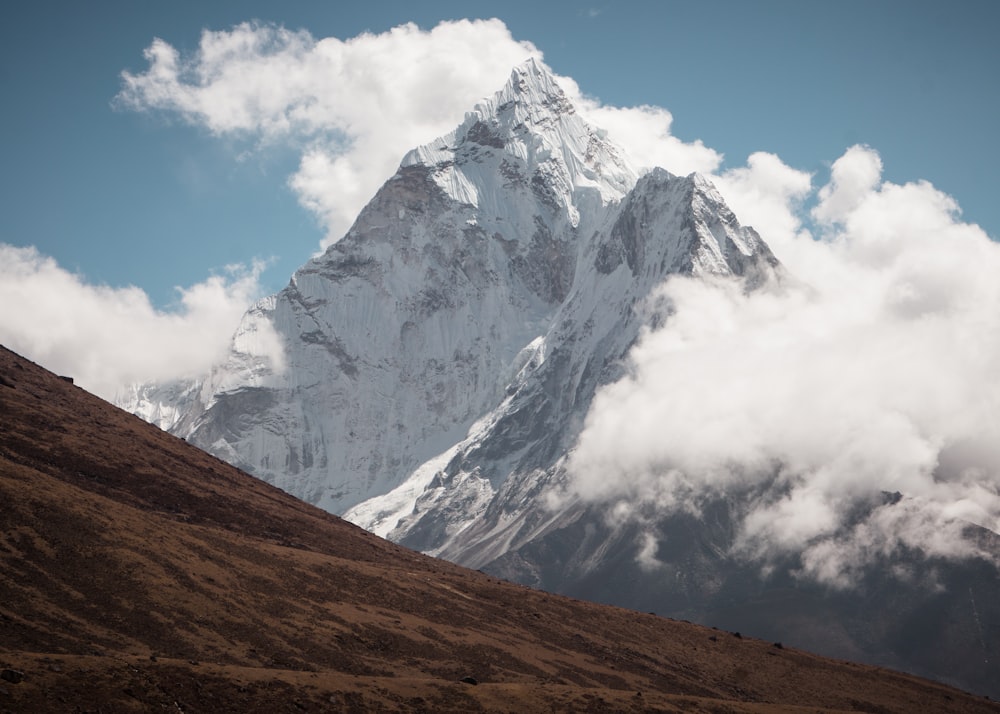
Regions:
[[119, 59, 1000, 697]]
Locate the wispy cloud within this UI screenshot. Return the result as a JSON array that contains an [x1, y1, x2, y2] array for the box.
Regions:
[[116, 20, 542, 250], [0, 245, 267, 399]]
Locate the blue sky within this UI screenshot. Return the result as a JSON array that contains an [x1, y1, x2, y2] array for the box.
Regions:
[[2, 1, 999, 396]]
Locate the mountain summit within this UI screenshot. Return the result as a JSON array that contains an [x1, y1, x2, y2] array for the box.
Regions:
[[401, 57, 636, 219]]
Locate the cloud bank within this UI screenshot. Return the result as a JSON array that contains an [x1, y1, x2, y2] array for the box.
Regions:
[[565, 145, 1000, 587], [0, 245, 265, 400]]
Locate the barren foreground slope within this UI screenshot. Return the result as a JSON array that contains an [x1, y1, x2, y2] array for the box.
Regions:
[[0, 345, 995, 713]]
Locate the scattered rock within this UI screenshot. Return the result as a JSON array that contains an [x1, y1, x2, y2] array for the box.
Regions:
[[708, 636, 718, 642], [773, 642, 783, 649], [731, 632, 742, 639], [0, 670, 24, 684], [460, 676, 478, 686]]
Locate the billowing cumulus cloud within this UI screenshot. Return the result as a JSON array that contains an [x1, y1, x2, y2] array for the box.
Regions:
[[116, 19, 721, 249], [0, 245, 267, 400], [811, 144, 883, 226], [713, 151, 813, 253], [564, 145, 1000, 586]]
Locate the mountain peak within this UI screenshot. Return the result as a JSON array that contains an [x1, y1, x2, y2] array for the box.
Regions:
[[497, 56, 572, 115], [401, 59, 636, 219]]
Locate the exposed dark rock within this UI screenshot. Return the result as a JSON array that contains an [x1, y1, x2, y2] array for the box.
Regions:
[[466, 120, 505, 149], [0, 670, 24, 684]]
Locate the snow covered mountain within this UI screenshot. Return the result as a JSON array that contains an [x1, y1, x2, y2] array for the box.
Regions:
[[121, 59, 999, 697], [125, 58, 773, 527], [123, 58, 642, 514]]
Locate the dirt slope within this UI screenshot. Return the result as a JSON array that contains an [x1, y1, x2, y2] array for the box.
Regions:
[[0, 345, 995, 713]]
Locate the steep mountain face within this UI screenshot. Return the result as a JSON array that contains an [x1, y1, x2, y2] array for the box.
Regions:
[[356, 167, 777, 564], [125, 58, 637, 514], [121, 60, 1000, 698]]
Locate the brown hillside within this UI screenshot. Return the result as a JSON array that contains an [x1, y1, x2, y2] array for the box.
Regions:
[[0, 345, 995, 713]]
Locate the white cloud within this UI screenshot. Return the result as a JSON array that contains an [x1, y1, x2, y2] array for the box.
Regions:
[[635, 530, 663, 572], [0, 244, 266, 400], [564, 145, 1000, 586], [713, 151, 813, 254], [811, 144, 883, 227], [581, 103, 722, 176]]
